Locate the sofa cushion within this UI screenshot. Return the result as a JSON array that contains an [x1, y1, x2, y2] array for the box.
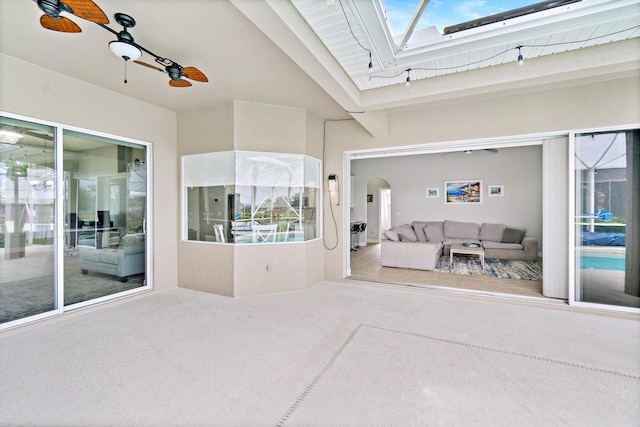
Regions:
[[412, 224, 428, 242], [98, 250, 119, 265], [120, 243, 145, 255], [444, 220, 480, 240], [482, 241, 523, 250], [384, 229, 400, 242], [412, 221, 444, 242], [80, 250, 101, 263], [395, 224, 418, 242], [502, 227, 526, 244], [479, 223, 506, 242], [424, 224, 445, 242], [123, 233, 145, 245]]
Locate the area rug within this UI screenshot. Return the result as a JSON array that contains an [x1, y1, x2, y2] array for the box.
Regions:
[[435, 255, 542, 281]]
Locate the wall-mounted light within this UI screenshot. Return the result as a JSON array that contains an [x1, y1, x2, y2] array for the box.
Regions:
[[328, 174, 340, 206], [328, 174, 337, 192]]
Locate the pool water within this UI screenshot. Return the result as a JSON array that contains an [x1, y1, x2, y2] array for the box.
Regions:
[[580, 254, 625, 271]]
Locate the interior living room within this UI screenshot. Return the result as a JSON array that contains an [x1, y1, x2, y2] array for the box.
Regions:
[[347, 138, 638, 308], [0, 0, 639, 425], [348, 144, 545, 296]]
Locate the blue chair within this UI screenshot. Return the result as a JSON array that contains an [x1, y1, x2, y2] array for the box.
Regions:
[[595, 210, 613, 221]]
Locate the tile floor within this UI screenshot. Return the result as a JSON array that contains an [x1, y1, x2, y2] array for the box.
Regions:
[[349, 243, 549, 300]]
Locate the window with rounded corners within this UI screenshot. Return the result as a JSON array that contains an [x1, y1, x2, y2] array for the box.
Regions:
[[183, 151, 321, 244]]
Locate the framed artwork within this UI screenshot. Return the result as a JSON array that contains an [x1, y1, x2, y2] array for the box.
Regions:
[[445, 180, 482, 204], [367, 194, 373, 203], [426, 187, 439, 198], [488, 184, 504, 197]]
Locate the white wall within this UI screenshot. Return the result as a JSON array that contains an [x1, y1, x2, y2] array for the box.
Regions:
[[352, 146, 543, 246]]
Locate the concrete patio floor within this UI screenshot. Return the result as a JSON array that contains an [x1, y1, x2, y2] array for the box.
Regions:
[[1, 281, 638, 426]]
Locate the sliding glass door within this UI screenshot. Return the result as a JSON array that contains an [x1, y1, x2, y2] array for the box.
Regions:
[[62, 130, 148, 307], [573, 130, 639, 310], [0, 116, 56, 323], [0, 114, 150, 328]]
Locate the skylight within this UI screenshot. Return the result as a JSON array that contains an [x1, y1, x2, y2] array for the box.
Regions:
[[290, 0, 637, 93], [381, 0, 568, 36]]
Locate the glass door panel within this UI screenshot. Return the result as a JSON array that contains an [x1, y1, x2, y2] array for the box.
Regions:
[[573, 131, 639, 309], [0, 116, 56, 324], [63, 130, 147, 306]]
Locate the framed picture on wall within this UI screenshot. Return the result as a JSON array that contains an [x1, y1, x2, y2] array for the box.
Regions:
[[488, 184, 504, 197], [445, 180, 482, 204], [426, 187, 439, 198]]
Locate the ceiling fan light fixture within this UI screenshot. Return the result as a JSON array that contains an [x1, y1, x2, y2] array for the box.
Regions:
[[109, 40, 141, 61]]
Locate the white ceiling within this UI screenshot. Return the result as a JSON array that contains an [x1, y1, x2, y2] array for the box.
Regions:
[[1, 0, 639, 136], [0, 0, 349, 119]]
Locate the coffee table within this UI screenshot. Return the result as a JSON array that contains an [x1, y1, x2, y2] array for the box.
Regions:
[[449, 242, 485, 271]]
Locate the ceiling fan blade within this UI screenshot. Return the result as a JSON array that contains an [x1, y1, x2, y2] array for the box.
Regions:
[[182, 67, 208, 83], [169, 79, 192, 88], [62, 0, 108, 24], [40, 15, 81, 33], [134, 60, 165, 72]]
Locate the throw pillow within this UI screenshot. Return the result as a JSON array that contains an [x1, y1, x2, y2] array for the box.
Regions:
[[395, 224, 418, 242], [384, 229, 399, 242], [424, 224, 445, 242], [413, 224, 428, 242], [479, 223, 506, 242], [502, 227, 526, 244]]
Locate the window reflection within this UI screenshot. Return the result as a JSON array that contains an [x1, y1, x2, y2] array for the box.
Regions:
[[183, 151, 321, 243], [63, 130, 147, 306], [0, 116, 56, 323]]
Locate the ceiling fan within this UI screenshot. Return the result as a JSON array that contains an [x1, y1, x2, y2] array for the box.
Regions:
[[32, 0, 207, 87], [34, 0, 108, 33], [101, 13, 208, 87]]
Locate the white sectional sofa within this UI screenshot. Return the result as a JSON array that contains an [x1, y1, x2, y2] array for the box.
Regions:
[[381, 220, 537, 271]]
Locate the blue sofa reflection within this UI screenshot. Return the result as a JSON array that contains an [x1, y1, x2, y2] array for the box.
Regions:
[[79, 232, 146, 282]]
